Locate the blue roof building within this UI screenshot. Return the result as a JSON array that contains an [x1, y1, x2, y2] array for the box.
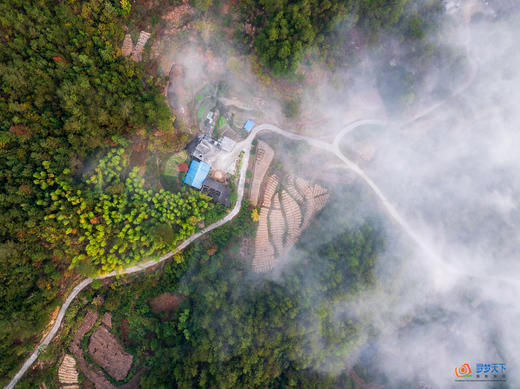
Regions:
[[243, 120, 255, 132], [184, 160, 210, 189]]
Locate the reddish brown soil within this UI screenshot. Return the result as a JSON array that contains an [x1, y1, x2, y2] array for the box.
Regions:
[[149, 292, 185, 313], [162, 3, 194, 30], [88, 326, 133, 381], [101, 312, 112, 329], [69, 311, 112, 389], [9, 125, 32, 137], [39, 306, 60, 342], [120, 319, 129, 342], [69, 311, 143, 389]]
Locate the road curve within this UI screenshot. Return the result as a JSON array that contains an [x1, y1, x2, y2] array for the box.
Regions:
[[4, 278, 93, 389], [4, 55, 478, 386], [4, 126, 254, 389], [1, 114, 456, 388], [250, 123, 440, 264]]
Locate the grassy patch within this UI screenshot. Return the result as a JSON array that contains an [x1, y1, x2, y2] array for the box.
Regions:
[[197, 102, 209, 120], [218, 116, 227, 128], [163, 151, 188, 177]]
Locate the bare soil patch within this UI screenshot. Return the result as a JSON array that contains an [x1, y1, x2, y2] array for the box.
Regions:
[[101, 312, 112, 329], [120, 319, 130, 342], [162, 3, 194, 32], [68, 310, 143, 388], [150, 292, 185, 313], [39, 306, 59, 342], [249, 141, 274, 206], [88, 325, 133, 381]]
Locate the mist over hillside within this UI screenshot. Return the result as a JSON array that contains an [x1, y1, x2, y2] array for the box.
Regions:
[[3, 0, 520, 388], [302, 9, 520, 389]]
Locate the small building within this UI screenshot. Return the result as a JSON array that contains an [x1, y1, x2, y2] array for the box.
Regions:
[[184, 134, 238, 174], [186, 135, 237, 165], [201, 177, 231, 207], [184, 160, 210, 189], [187, 135, 219, 164], [243, 120, 255, 132], [206, 111, 214, 125], [185, 136, 201, 156]]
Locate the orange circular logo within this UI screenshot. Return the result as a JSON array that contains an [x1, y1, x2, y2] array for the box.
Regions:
[[455, 364, 472, 377]]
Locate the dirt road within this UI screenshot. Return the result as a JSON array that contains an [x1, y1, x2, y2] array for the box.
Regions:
[[5, 44, 480, 388]]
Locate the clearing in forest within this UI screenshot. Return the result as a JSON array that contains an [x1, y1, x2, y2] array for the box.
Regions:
[[163, 150, 188, 177], [150, 292, 186, 313]]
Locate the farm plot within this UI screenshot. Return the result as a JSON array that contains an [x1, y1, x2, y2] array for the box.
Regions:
[[68, 310, 142, 389], [58, 354, 79, 387], [251, 206, 275, 272], [252, 174, 329, 273], [269, 194, 285, 255], [249, 141, 274, 206], [163, 151, 188, 177], [88, 325, 133, 381]]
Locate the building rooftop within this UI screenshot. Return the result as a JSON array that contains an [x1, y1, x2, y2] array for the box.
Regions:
[[184, 135, 217, 164], [184, 135, 239, 174], [185, 136, 201, 156], [201, 177, 231, 207], [243, 119, 255, 132], [184, 160, 210, 189]]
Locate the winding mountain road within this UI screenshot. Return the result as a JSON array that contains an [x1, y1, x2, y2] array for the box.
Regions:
[[5, 41, 480, 389], [4, 119, 395, 389], [2, 115, 446, 389]]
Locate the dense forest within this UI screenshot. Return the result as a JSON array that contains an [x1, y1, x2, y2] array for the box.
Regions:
[[38, 147, 214, 275], [237, 0, 353, 73], [236, 0, 427, 74], [0, 0, 178, 380], [0, 0, 446, 384], [236, 0, 450, 112], [19, 194, 385, 388], [135, 218, 382, 388]]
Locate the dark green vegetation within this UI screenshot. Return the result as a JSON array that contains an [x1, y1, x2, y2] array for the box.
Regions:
[[117, 197, 381, 388], [0, 0, 180, 382], [237, 0, 454, 114], [21, 192, 384, 388], [237, 0, 427, 74], [238, 0, 350, 73], [373, 0, 449, 113], [0, 0, 429, 385]]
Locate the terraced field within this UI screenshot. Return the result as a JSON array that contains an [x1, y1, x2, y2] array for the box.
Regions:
[[58, 354, 78, 388], [249, 141, 274, 206], [252, 174, 329, 272]]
